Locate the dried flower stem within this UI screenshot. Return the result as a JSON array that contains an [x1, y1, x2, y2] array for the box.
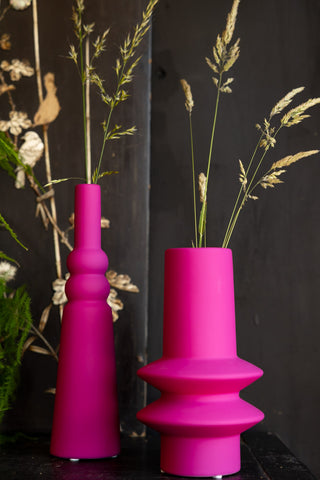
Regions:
[[222, 86, 320, 247], [32, 0, 62, 285], [92, 0, 158, 183], [77, 6, 89, 183], [29, 179, 73, 251], [221, 132, 264, 248], [188, 113, 197, 247], [223, 125, 282, 248], [0, 5, 11, 23], [85, 36, 91, 184], [198, 73, 223, 247], [93, 53, 126, 184], [30, 323, 59, 362]]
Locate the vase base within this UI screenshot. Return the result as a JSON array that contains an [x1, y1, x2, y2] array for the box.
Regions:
[[50, 444, 120, 460], [160, 434, 240, 477]]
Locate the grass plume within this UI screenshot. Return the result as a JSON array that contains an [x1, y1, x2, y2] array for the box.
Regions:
[[222, 89, 320, 248], [69, 0, 158, 184]]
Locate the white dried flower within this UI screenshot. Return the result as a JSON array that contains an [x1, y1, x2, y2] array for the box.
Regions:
[[106, 270, 139, 292], [19, 131, 44, 167], [52, 274, 70, 306], [107, 288, 124, 322], [0, 111, 32, 136], [101, 217, 110, 228], [0, 261, 17, 283], [1, 59, 34, 81], [15, 131, 44, 188], [10, 0, 32, 10]]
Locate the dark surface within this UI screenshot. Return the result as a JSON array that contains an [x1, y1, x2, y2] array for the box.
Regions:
[[0, 432, 317, 480], [243, 432, 318, 480]]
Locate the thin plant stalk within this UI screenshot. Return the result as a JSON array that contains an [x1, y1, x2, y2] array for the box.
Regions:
[[221, 132, 263, 248], [198, 73, 223, 247], [94, 63, 127, 184], [85, 36, 91, 184], [30, 324, 59, 362], [223, 148, 269, 248], [188, 113, 198, 247], [94, 24, 145, 183], [32, 0, 63, 323], [78, 15, 89, 183], [223, 125, 283, 248]]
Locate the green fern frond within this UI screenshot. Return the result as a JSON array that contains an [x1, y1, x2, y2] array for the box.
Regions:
[[0, 285, 33, 423]]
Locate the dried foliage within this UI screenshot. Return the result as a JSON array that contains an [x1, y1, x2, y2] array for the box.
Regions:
[[107, 270, 139, 293], [33, 73, 61, 126], [69, 0, 159, 184], [222, 89, 320, 247], [107, 289, 124, 322], [181, 0, 241, 247], [180, 0, 320, 248]]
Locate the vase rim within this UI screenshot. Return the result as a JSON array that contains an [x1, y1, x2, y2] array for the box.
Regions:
[[166, 247, 232, 252], [76, 183, 101, 188]]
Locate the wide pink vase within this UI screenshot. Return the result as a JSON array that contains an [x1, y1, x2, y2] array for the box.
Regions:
[[137, 248, 264, 477], [50, 184, 120, 459]]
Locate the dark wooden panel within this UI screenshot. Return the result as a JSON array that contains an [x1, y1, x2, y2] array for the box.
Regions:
[[149, 0, 320, 477], [0, 0, 151, 435]]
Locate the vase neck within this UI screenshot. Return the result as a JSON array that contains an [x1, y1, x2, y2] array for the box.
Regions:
[[162, 248, 237, 359], [74, 184, 102, 249]]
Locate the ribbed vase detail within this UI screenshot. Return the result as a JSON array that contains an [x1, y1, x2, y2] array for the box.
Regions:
[[50, 184, 120, 459], [137, 248, 264, 477]]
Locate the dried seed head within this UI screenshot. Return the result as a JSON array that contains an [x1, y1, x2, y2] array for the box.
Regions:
[[271, 150, 319, 170], [269, 86, 305, 119], [260, 171, 285, 189], [198, 172, 207, 203], [180, 79, 194, 113], [238, 159, 247, 190], [281, 97, 320, 127], [222, 0, 240, 45]]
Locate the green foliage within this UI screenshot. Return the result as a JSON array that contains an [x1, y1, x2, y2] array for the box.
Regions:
[[0, 212, 28, 251], [0, 282, 32, 423], [0, 132, 20, 179], [0, 252, 17, 264], [0, 132, 43, 193]]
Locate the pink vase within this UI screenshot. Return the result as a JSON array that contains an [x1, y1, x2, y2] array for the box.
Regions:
[[50, 184, 120, 459], [137, 248, 264, 477]]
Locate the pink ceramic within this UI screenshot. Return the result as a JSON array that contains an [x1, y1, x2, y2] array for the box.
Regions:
[[137, 248, 264, 477], [50, 184, 120, 459]]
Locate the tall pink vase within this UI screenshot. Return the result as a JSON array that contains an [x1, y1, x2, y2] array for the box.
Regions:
[[137, 248, 264, 477], [50, 184, 120, 459]]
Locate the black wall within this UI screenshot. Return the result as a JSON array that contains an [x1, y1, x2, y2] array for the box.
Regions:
[[0, 0, 151, 436], [0, 0, 320, 477], [149, 0, 320, 477]]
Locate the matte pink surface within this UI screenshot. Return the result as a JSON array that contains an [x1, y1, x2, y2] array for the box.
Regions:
[[50, 184, 120, 459], [137, 248, 264, 477]]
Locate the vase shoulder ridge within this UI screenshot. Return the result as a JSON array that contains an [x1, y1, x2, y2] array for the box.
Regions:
[[67, 247, 108, 272]]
